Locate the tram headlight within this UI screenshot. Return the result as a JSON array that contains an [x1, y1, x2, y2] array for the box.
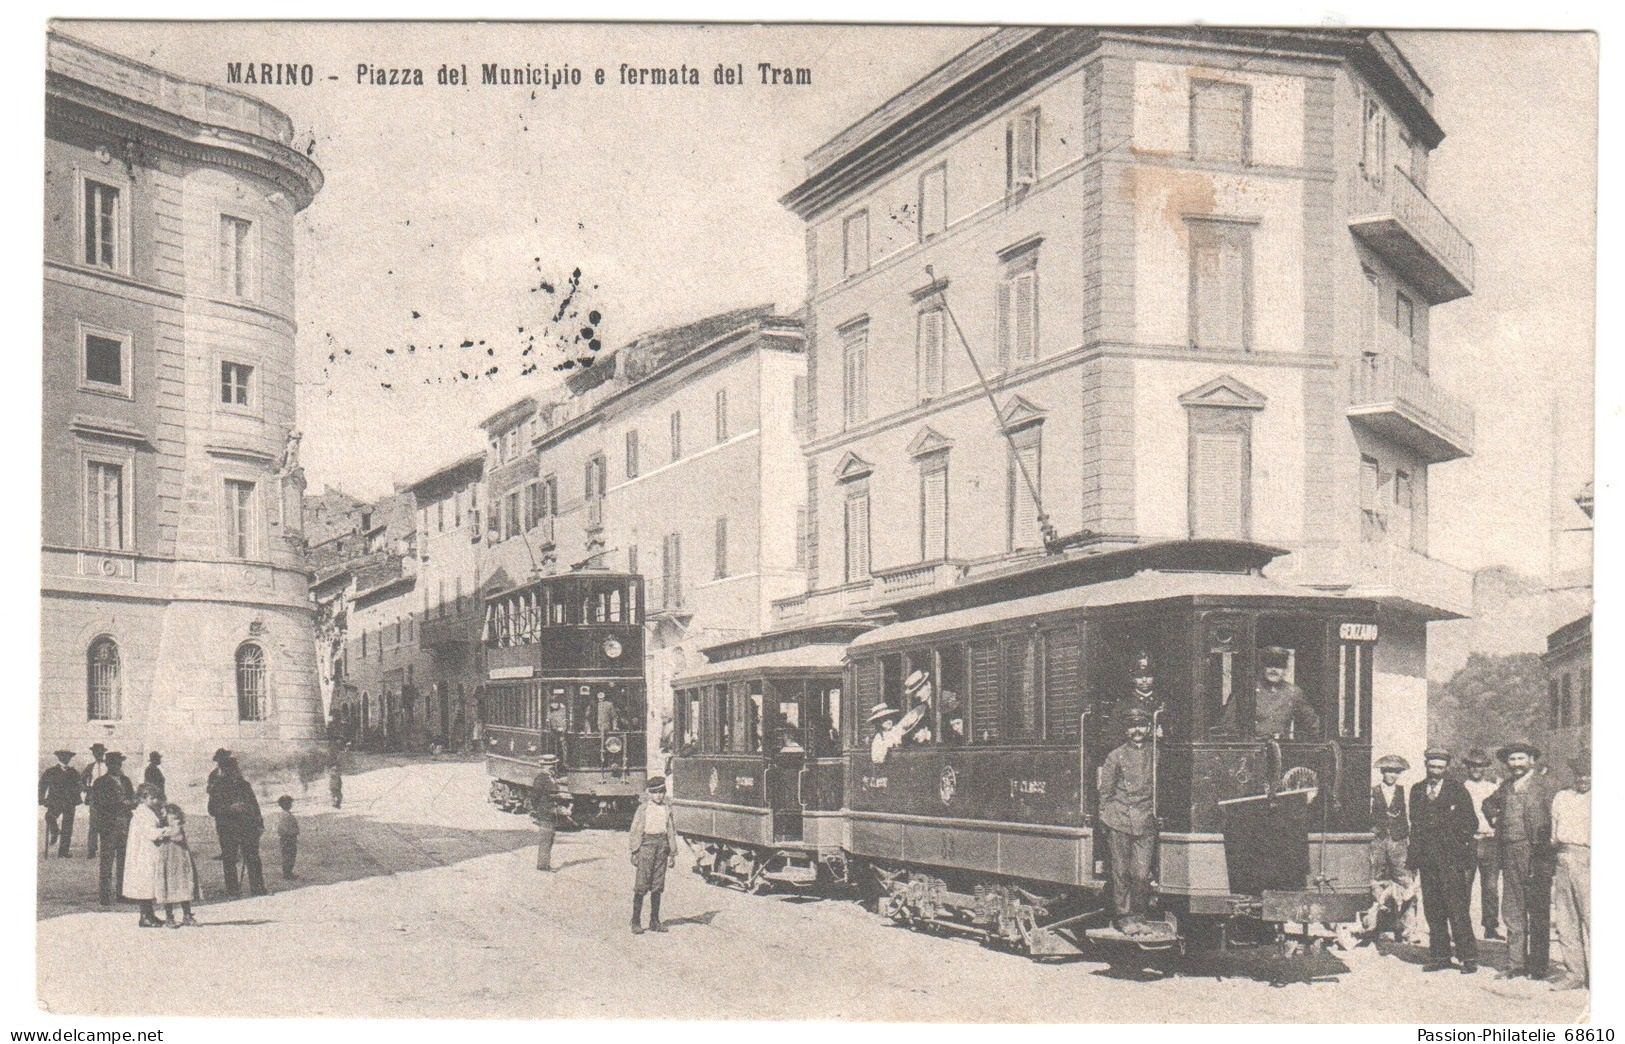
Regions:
[[605, 735, 625, 755]]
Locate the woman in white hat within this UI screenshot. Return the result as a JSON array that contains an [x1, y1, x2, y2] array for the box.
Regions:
[[867, 703, 901, 765]]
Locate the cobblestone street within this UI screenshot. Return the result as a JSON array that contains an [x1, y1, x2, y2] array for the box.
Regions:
[[36, 757, 1586, 1022]]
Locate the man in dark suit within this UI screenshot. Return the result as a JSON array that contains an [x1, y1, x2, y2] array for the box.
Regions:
[[38, 750, 81, 857], [216, 757, 268, 897], [88, 752, 135, 906], [1483, 741, 1555, 980], [1408, 748, 1480, 973]]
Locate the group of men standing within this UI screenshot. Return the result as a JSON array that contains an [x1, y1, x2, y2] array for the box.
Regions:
[[1371, 743, 1589, 988]]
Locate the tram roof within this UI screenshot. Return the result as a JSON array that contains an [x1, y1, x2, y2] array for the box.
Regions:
[[851, 567, 1366, 652], [673, 643, 851, 686]]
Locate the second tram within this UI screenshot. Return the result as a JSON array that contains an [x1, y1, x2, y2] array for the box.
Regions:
[[479, 571, 647, 825]]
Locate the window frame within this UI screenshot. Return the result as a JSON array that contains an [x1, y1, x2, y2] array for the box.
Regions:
[[625, 428, 640, 479], [222, 475, 262, 560], [1007, 107, 1041, 192], [918, 162, 947, 242], [669, 410, 683, 462], [1006, 425, 1043, 552], [236, 641, 269, 722], [218, 212, 258, 301], [1185, 217, 1255, 352], [841, 322, 869, 430], [714, 515, 729, 580], [1185, 405, 1255, 540], [996, 247, 1040, 370], [715, 388, 729, 443], [916, 306, 946, 402], [842, 209, 870, 278], [80, 447, 133, 552], [86, 635, 123, 722], [77, 321, 133, 399], [218, 358, 258, 413], [919, 456, 949, 563], [844, 485, 871, 584], [1188, 77, 1253, 166], [75, 167, 131, 275]]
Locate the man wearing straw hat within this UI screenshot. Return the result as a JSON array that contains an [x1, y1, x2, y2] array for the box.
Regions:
[[1484, 741, 1555, 980], [1460, 748, 1502, 939], [1549, 751, 1590, 990], [628, 775, 677, 934], [898, 669, 934, 745]]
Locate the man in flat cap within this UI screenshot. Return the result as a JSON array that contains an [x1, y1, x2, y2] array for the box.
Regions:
[[1254, 647, 1320, 739], [38, 750, 81, 857], [1117, 651, 1166, 738], [1408, 748, 1480, 972], [88, 751, 135, 906], [628, 775, 677, 934], [1371, 754, 1419, 942], [80, 743, 109, 858], [1549, 751, 1590, 990], [531, 754, 569, 872], [1460, 749, 1502, 939], [1099, 708, 1157, 934], [1483, 742, 1555, 979]]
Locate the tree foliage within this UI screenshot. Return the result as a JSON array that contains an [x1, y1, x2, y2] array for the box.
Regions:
[[1428, 652, 1546, 756]]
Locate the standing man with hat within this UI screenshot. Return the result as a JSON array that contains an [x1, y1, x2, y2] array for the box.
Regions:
[[531, 754, 569, 872], [205, 748, 233, 859], [1408, 748, 1480, 972], [80, 743, 109, 858], [1254, 647, 1320, 739], [216, 756, 268, 897], [1483, 741, 1555, 980], [1119, 651, 1166, 737], [628, 775, 677, 934], [1460, 749, 1502, 939], [88, 751, 135, 906], [1549, 752, 1590, 990], [143, 752, 165, 803], [1099, 708, 1158, 934], [1371, 754, 1419, 942], [39, 750, 81, 857]]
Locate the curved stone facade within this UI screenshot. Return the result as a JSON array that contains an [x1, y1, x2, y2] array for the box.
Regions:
[[42, 33, 324, 777]]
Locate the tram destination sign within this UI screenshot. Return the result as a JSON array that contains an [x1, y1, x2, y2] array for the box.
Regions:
[[1338, 622, 1379, 642]]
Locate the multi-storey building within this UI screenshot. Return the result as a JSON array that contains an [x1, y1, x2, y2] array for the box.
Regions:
[[43, 34, 324, 769], [480, 306, 808, 750], [405, 452, 486, 745], [778, 28, 1476, 774]]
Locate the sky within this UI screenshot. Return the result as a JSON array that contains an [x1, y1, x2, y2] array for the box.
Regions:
[[58, 23, 1597, 579]]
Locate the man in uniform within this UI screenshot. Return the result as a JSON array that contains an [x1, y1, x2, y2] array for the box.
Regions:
[[1408, 748, 1480, 973], [1099, 709, 1157, 934], [88, 751, 134, 906], [1118, 651, 1166, 737], [38, 750, 81, 857], [628, 775, 677, 934], [1370, 754, 1419, 942], [1254, 647, 1320, 739], [596, 690, 619, 734], [1484, 741, 1555, 980], [531, 754, 568, 872], [1461, 748, 1502, 939], [1549, 752, 1590, 991], [81, 743, 109, 858]]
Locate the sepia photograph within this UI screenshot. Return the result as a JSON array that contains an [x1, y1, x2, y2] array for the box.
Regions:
[[32, 17, 1597, 1025]]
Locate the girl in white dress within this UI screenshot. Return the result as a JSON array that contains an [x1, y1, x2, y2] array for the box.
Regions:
[[121, 784, 163, 927]]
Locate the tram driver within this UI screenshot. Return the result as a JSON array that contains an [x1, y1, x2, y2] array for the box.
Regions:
[[1253, 646, 1321, 739]]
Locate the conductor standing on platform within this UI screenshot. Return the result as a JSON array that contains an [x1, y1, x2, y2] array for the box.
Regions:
[[1099, 708, 1157, 935], [531, 754, 568, 872]]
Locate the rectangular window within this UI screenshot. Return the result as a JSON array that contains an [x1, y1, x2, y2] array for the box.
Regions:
[[1190, 79, 1250, 164], [920, 463, 948, 562], [541, 474, 558, 516], [1361, 96, 1388, 186], [524, 482, 542, 530], [969, 640, 1001, 744], [82, 179, 121, 269], [669, 411, 682, 461], [842, 210, 869, 277], [438, 579, 446, 618], [1360, 455, 1387, 543], [1363, 268, 1381, 354], [917, 308, 945, 401], [1395, 293, 1428, 374], [714, 516, 729, 579], [219, 215, 254, 298], [842, 325, 868, 429], [918, 164, 947, 240], [224, 479, 257, 558], [1190, 431, 1247, 539], [85, 460, 125, 550], [996, 266, 1038, 368], [1392, 469, 1414, 550], [715, 388, 729, 443], [1188, 220, 1252, 350], [1004, 634, 1039, 740], [505, 490, 520, 539], [220, 361, 253, 407], [625, 429, 639, 478], [844, 491, 870, 583], [661, 532, 683, 608], [81, 331, 128, 393], [1008, 107, 1040, 190], [1008, 430, 1042, 550]]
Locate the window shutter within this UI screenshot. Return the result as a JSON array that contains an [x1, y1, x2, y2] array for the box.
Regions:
[[921, 466, 947, 561], [1044, 626, 1084, 741], [1013, 271, 1036, 361], [1013, 110, 1038, 184], [1009, 441, 1041, 548], [714, 516, 728, 579], [845, 493, 869, 582], [918, 310, 943, 399], [1004, 635, 1038, 739], [969, 640, 1001, 743], [996, 280, 1012, 370], [1191, 432, 1245, 537]]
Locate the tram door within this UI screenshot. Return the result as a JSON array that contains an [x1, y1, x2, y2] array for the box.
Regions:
[[765, 680, 805, 843]]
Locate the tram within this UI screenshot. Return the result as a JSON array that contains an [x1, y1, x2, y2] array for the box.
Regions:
[[669, 622, 870, 891], [478, 570, 647, 826]]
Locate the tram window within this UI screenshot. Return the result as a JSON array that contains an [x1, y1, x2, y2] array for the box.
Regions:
[[746, 682, 764, 753], [547, 688, 568, 732], [938, 646, 966, 746], [1092, 617, 1177, 738], [895, 649, 935, 746], [766, 679, 802, 752], [1004, 634, 1040, 741], [682, 690, 701, 753], [575, 687, 596, 733], [1044, 626, 1084, 742], [1252, 619, 1326, 740], [879, 654, 905, 715], [1336, 638, 1372, 739], [812, 682, 842, 756], [718, 684, 736, 752], [968, 640, 1001, 743], [626, 580, 640, 624]]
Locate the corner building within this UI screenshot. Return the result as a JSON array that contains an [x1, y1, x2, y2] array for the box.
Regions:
[[779, 28, 1476, 776], [42, 35, 324, 770]]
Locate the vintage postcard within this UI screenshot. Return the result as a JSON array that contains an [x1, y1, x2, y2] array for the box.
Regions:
[[35, 20, 1595, 1024]]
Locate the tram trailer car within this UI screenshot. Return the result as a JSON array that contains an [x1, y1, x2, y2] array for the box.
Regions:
[[840, 540, 1377, 956], [670, 623, 871, 891], [479, 572, 648, 826]]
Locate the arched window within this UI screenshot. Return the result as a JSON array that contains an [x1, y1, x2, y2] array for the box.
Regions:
[[236, 643, 267, 721], [87, 637, 121, 720]]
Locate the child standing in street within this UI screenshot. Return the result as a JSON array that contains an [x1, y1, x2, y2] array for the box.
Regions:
[[273, 795, 300, 879], [154, 804, 199, 927]]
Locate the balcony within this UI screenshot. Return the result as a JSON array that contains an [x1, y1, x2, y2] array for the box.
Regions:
[[1279, 542, 1472, 621], [1350, 166, 1474, 304], [872, 559, 967, 602], [1348, 346, 1475, 463]]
